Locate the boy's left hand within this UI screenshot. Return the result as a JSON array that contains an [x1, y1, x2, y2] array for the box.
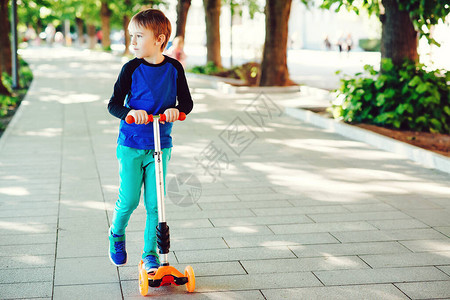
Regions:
[[161, 108, 179, 124]]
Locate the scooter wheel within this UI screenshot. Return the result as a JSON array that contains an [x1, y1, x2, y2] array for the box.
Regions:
[[139, 261, 149, 296], [184, 265, 195, 292]]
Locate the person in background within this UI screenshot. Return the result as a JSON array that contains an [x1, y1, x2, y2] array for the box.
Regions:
[[165, 36, 187, 68]]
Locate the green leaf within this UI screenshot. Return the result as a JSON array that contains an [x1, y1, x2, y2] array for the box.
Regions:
[[376, 94, 385, 106], [444, 106, 450, 116], [381, 59, 394, 72], [416, 83, 428, 94], [408, 75, 422, 87]]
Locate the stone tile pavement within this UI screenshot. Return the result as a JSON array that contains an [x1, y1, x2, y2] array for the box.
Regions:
[[0, 47, 449, 299]]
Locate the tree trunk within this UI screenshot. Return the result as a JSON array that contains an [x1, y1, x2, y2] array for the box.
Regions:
[[380, 0, 418, 66], [259, 0, 292, 86], [123, 15, 131, 55], [87, 24, 97, 49], [0, 0, 12, 76], [203, 0, 221, 67], [175, 0, 191, 40], [100, 1, 112, 50], [75, 18, 84, 45]]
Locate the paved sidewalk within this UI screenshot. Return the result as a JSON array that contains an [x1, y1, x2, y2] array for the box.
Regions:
[[0, 47, 449, 300]]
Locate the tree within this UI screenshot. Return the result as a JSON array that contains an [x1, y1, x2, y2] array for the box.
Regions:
[[0, 0, 11, 95], [175, 0, 191, 40], [320, 0, 450, 67], [259, 0, 292, 86], [100, 0, 112, 50], [203, 0, 222, 67]]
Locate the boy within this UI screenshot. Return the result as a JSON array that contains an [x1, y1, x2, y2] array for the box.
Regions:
[[107, 9, 193, 274]]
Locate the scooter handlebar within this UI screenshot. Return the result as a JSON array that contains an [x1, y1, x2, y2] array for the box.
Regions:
[[125, 112, 186, 124]]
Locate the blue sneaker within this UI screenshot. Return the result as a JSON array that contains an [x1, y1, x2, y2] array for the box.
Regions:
[[143, 255, 160, 274], [109, 228, 127, 266]]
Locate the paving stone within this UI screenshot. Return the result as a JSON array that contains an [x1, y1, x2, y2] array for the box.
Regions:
[[192, 272, 322, 292], [119, 261, 246, 280], [53, 283, 122, 300], [261, 284, 408, 300], [269, 221, 377, 234], [121, 280, 265, 299], [395, 281, 450, 300], [367, 219, 429, 230], [360, 251, 450, 268], [0, 255, 54, 269], [437, 265, 450, 276], [308, 211, 411, 223], [196, 194, 241, 203], [123, 236, 228, 252], [0, 215, 57, 225], [434, 226, 450, 237], [242, 256, 368, 274], [175, 246, 296, 263], [57, 231, 107, 258], [0, 243, 55, 257], [210, 214, 313, 227], [169, 225, 274, 239], [0, 267, 53, 284], [290, 241, 410, 258], [58, 216, 108, 233], [0, 281, 53, 299], [0, 221, 56, 236], [400, 239, 450, 252], [198, 200, 293, 210], [54, 256, 119, 285], [252, 205, 348, 216], [224, 232, 338, 248], [236, 192, 298, 201], [166, 209, 256, 220], [401, 209, 450, 227], [288, 198, 380, 207], [0, 233, 56, 246], [342, 203, 397, 212], [0, 207, 59, 218], [314, 266, 449, 286], [331, 228, 447, 243]]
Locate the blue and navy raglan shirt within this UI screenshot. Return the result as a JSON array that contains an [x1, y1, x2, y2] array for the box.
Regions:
[[108, 55, 193, 150]]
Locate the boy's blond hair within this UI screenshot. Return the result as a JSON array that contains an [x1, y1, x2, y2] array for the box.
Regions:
[[131, 9, 171, 51]]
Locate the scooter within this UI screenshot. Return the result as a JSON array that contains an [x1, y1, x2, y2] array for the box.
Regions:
[[125, 112, 195, 296]]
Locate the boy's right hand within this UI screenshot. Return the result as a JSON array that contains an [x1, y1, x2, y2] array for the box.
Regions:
[[127, 110, 149, 125]]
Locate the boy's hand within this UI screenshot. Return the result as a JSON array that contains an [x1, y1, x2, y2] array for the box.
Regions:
[[161, 108, 179, 124], [127, 110, 149, 125]]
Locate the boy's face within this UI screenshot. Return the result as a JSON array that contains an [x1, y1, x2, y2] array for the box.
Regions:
[[128, 22, 164, 60]]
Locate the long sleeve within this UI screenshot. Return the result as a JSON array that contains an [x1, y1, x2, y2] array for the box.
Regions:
[[108, 62, 134, 120], [175, 65, 193, 115]]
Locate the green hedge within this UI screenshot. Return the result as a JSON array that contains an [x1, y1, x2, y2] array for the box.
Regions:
[[1, 57, 33, 118], [359, 38, 381, 52], [331, 58, 450, 133]]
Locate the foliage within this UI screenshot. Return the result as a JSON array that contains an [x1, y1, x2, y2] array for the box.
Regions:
[[189, 61, 261, 86], [320, 0, 450, 45], [189, 61, 223, 76], [0, 57, 33, 119], [331, 58, 450, 134], [358, 38, 380, 52]]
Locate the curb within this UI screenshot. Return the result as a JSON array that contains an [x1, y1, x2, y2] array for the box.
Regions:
[[285, 107, 450, 175], [187, 72, 300, 94]]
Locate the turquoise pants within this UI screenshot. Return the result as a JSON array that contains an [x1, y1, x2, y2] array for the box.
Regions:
[[111, 145, 171, 258]]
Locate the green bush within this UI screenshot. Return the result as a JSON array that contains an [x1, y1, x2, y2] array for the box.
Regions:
[[189, 61, 223, 75], [0, 56, 33, 118], [189, 61, 261, 86], [359, 38, 381, 52], [331, 58, 450, 133]]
